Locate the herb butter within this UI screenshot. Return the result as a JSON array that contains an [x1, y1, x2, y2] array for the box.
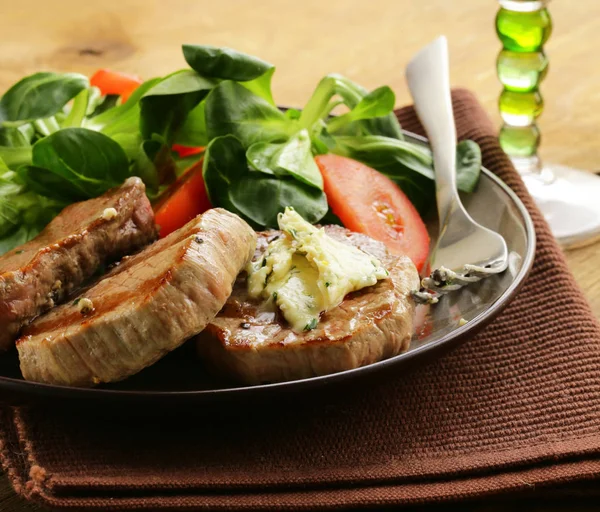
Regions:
[[247, 207, 388, 332]]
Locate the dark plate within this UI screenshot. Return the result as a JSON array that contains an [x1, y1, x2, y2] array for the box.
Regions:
[[0, 131, 536, 408]]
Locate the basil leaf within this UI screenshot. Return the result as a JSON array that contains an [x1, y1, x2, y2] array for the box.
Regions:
[[0, 72, 89, 122], [32, 127, 130, 198], [140, 70, 216, 141], [247, 129, 323, 189], [205, 81, 294, 147], [182, 44, 275, 104], [455, 140, 482, 193]]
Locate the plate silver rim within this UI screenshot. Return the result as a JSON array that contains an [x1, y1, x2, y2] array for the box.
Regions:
[[0, 130, 537, 402]]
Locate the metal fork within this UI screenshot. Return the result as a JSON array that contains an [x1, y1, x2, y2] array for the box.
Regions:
[[406, 36, 508, 304]]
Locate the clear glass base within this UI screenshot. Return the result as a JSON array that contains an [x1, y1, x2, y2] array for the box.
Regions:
[[521, 164, 600, 249]]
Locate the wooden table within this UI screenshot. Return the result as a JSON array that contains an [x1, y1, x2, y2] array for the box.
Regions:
[[1, 0, 599, 509]]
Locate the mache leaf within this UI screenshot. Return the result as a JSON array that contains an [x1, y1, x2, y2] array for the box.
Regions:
[[455, 140, 482, 193], [205, 81, 293, 147], [183, 44, 275, 104], [31, 127, 130, 198], [203, 135, 327, 228], [230, 177, 327, 228], [140, 70, 216, 141], [0, 72, 89, 123], [247, 129, 323, 189]]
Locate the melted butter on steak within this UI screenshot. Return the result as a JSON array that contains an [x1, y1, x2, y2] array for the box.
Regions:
[[196, 226, 419, 384]]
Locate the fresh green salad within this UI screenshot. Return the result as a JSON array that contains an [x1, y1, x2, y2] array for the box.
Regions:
[[0, 44, 481, 255]]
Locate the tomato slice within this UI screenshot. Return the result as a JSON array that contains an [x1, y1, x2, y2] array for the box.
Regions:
[[153, 159, 212, 238], [172, 144, 204, 158], [90, 69, 142, 103], [315, 154, 430, 272]]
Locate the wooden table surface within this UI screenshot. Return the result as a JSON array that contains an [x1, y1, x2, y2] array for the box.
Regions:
[[1, 0, 599, 510]]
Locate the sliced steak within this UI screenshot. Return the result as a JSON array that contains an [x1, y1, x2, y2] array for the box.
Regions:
[[17, 208, 256, 387], [0, 177, 156, 351], [196, 226, 419, 385]]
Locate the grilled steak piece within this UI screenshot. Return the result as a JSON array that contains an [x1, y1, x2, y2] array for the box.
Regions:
[[0, 177, 156, 351], [17, 209, 256, 387], [196, 226, 419, 385]]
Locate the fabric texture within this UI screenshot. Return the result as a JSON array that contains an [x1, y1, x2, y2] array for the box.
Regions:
[[2, 89, 600, 511]]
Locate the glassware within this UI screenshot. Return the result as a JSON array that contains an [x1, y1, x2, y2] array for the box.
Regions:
[[496, 0, 600, 248]]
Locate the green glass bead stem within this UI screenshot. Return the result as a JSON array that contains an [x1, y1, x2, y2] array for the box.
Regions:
[[496, 1, 552, 175]]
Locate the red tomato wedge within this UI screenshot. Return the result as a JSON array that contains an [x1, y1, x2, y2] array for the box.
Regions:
[[153, 159, 212, 238], [172, 144, 204, 158], [315, 154, 430, 272], [90, 69, 142, 103]]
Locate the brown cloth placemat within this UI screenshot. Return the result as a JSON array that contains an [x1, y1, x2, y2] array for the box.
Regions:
[[2, 89, 600, 511]]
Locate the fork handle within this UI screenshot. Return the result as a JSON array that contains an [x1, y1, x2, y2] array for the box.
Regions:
[[406, 36, 458, 226]]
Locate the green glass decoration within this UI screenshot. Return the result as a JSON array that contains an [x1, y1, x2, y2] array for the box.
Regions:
[[496, 0, 552, 173], [494, 0, 600, 249]]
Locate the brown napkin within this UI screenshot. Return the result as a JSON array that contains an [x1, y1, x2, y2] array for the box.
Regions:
[[2, 89, 600, 511]]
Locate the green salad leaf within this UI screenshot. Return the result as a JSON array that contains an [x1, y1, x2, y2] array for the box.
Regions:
[[18, 165, 87, 202], [201, 135, 246, 216], [31, 127, 130, 199], [330, 135, 481, 212], [0, 145, 32, 169], [0, 72, 89, 122], [140, 70, 216, 141], [174, 101, 208, 147], [205, 81, 293, 146], [0, 124, 34, 147], [332, 135, 435, 180], [455, 139, 482, 193], [247, 129, 323, 189], [183, 44, 275, 104], [203, 135, 327, 228], [0, 170, 64, 253], [230, 177, 327, 228], [0, 43, 483, 255], [61, 88, 91, 128], [326, 86, 396, 133], [300, 74, 403, 140]]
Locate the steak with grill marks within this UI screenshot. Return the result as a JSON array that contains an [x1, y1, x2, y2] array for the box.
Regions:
[[0, 177, 157, 351], [196, 226, 419, 385], [17, 208, 256, 387]]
